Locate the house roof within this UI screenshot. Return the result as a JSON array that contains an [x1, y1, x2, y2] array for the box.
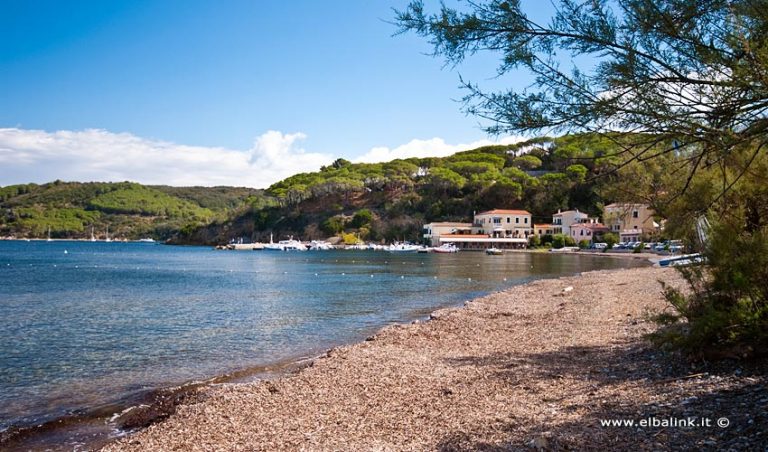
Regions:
[[552, 209, 586, 216], [571, 223, 609, 231], [424, 222, 473, 227], [604, 202, 650, 209], [440, 234, 490, 238], [475, 209, 531, 216], [534, 223, 554, 228]]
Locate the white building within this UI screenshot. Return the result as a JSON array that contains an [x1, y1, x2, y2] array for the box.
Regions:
[[423, 209, 534, 250], [551, 209, 591, 236], [422, 222, 473, 247], [473, 209, 532, 238]]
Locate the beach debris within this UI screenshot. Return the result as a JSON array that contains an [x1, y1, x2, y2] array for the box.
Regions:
[[529, 432, 553, 450]]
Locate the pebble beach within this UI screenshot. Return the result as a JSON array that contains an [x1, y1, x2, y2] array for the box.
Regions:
[[103, 266, 768, 451]]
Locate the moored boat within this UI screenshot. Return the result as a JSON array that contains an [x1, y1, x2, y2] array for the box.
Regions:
[[485, 247, 503, 255], [386, 242, 421, 253], [433, 243, 459, 253]]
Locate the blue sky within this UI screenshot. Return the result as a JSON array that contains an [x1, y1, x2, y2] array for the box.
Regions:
[[0, 1, 547, 187]]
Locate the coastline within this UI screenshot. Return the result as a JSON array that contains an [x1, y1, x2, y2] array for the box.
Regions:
[[101, 265, 767, 450]]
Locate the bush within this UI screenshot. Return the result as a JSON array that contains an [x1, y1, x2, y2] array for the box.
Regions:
[[552, 233, 565, 249], [321, 216, 345, 235], [529, 234, 541, 248], [578, 239, 590, 249], [603, 232, 618, 249], [651, 221, 768, 358], [564, 236, 577, 247]]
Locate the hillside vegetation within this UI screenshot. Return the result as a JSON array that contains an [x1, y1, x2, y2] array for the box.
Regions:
[[178, 133, 671, 245], [1, 133, 675, 245], [0, 181, 264, 240]]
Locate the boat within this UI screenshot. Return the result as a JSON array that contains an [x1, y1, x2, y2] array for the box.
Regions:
[[46, 226, 52, 242], [658, 253, 704, 267], [137, 238, 156, 243], [264, 235, 307, 251], [432, 243, 459, 253], [90, 226, 96, 242], [386, 242, 422, 253], [485, 247, 503, 255], [308, 240, 334, 250], [105, 226, 112, 243]]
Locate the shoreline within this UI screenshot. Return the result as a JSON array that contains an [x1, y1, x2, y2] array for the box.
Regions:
[[1, 253, 651, 451], [100, 265, 767, 450]]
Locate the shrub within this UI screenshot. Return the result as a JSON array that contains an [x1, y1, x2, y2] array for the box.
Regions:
[[651, 221, 768, 358], [529, 234, 541, 248], [552, 233, 565, 249], [578, 239, 590, 249]]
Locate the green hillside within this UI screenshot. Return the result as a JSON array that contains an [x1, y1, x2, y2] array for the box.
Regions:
[[0, 181, 266, 240], [0, 133, 676, 245], [177, 133, 674, 245]]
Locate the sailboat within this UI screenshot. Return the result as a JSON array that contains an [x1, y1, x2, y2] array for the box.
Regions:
[[105, 226, 112, 243], [90, 226, 96, 242], [46, 226, 52, 242]]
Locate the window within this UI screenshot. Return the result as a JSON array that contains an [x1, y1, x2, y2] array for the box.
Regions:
[[633, 210, 639, 218], [507, 217, 510, 223], [493, 217, 501, 224], [515, 217, 519, 224], [524, 218, 528, 224]]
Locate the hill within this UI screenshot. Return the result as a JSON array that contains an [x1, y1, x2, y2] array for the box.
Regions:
[[1, 133, 669, 245], [177, 133, 663, 245], [0, 181, 265, 241]]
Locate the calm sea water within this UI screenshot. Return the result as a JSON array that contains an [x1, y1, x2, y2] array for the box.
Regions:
[[0, 240, 646, 442]]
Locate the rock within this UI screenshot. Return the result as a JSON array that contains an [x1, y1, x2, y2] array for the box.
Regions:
[[529, 433, 552, 450]]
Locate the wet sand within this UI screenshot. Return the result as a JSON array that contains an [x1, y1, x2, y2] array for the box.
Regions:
[[103, 266, 767, 450]]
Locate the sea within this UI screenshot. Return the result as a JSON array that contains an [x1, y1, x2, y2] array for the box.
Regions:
[[0, 240, 648, 449]]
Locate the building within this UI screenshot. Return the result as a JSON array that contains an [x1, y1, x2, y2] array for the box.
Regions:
[[551, 209, 594, 235], [532, 223, 555, 238], [473, 209, 532, 238], [422, 222, 473, 247], [423, 209, 534, 250], [603, 203, 659, 242], [569, 222, 610, 243]]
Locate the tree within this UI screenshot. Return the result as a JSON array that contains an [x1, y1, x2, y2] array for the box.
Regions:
[[512, 155, 542, 170], [396, 1, 768, 204], [397, 1, 768, 357]]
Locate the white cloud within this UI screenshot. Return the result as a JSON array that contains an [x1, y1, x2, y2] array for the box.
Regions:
[[0, 128, 334, 188], [0, 128, 528, 188], [352, 135, 526, 163]]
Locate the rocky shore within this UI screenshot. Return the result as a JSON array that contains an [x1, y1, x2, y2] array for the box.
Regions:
[[103, 266, 767, 451]]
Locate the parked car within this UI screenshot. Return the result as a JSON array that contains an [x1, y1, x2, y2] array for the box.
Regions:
[[591, 242, 608, 249]]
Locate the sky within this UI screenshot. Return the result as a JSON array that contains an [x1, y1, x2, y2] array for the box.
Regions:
[[0, 1, 549, 188]]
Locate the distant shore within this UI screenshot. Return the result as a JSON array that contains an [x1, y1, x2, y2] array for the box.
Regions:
[[102, 265, 767, 450]]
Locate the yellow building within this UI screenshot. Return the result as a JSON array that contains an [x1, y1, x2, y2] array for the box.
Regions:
[[603, 203, 659, 242]]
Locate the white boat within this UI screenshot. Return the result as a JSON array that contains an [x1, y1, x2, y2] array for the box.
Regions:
[[46, 226, 52, 242], [90, 226, 97, 242], [658, 253, 704, 267], [386, 242, 421, 253], [485, 247, 503, 255], [264, 236, 307, 251], [433, 243, 459, 253], [105, 226, 112, 243], [138, 238, 155, 243], [308, 240, 333, 250]]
